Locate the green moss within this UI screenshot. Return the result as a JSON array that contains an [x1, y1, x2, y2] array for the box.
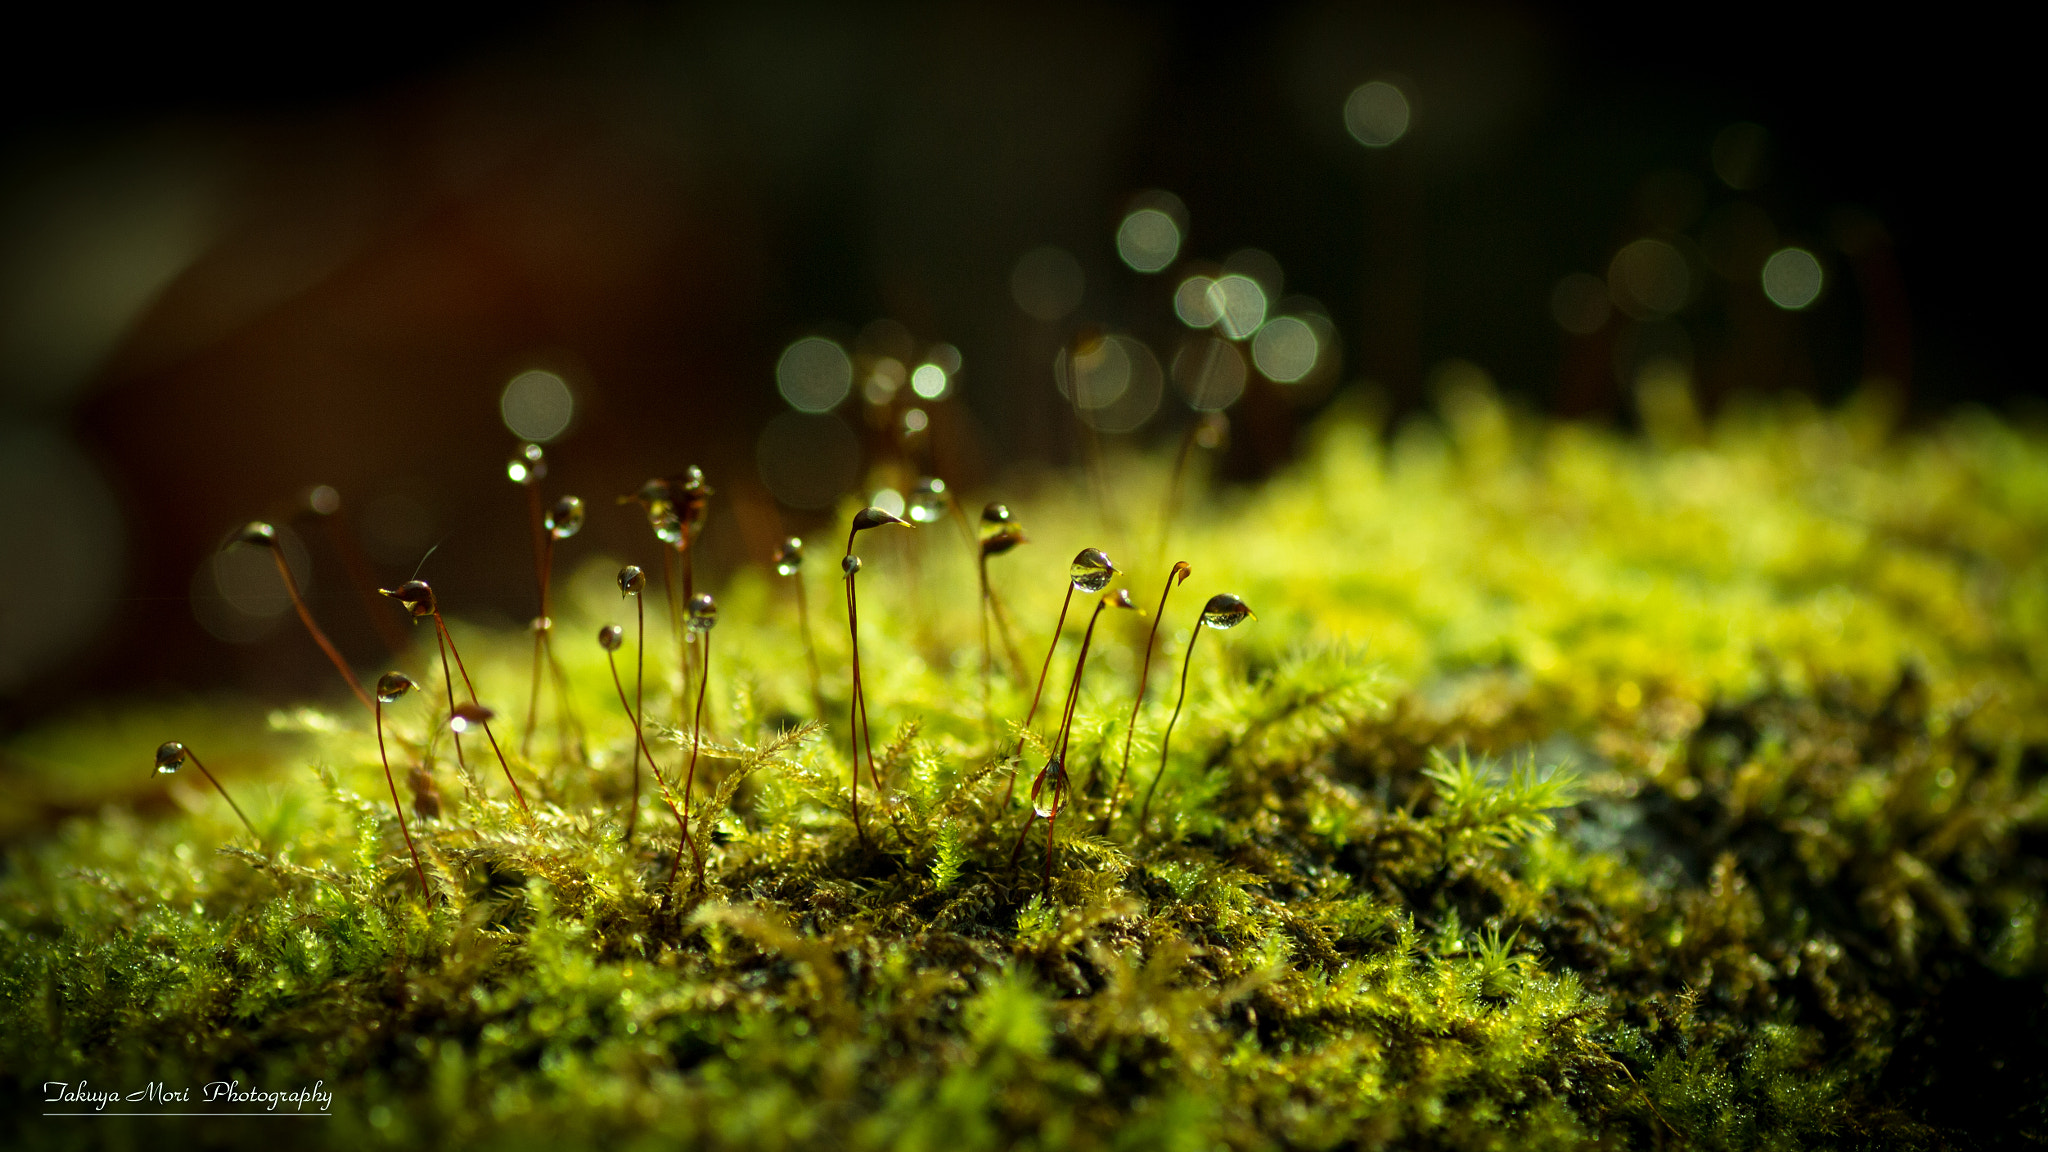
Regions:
[[3, 390, 2046, 1148]]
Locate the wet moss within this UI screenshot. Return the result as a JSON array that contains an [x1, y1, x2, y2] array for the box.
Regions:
[[2, 391, 2045, 1148]]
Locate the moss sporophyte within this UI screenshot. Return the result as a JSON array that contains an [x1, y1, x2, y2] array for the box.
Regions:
[[19, 395, 2048, 1148]]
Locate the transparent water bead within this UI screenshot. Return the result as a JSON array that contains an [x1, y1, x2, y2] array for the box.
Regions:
[[1069, 548, 1116, 593], [507, 443, 546, 485], [852, 506, 911, 533], [1200, 593, 1254, 629], [617, 565, 645, 595], [907, 477, 950, 524], [155, 741, 186, 775], [545, 495, 585, 540], [981, 524, 1026, 558], [376, 672, 415, 703], [1030, 756, 1068, 818], [842, 555, 862, 577], [674, 466, 713, 531], [232, 521, 278, 549], [687, 594, 718, 635], [598, 625, 623, 651], [773, 538, 803, 576]]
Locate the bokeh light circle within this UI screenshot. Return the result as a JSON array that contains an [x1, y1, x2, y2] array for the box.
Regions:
[[776, 337, 853, 413], [910, 362, 949, 399], [1071, 335, 1163, 433], [1344, 81, 1411, 147], [1116, 208, 1182, 273], [1608, 239, 1691, 319], [1760, 248, 1824, 310], [500, 370, 573, 443], [1251, 316, 1319, 382], [1212, 275, 1267, 339], [1171, 336, 1247, 411]]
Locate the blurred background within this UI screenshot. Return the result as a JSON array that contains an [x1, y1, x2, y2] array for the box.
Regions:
[[0, 0, 2034, 727]]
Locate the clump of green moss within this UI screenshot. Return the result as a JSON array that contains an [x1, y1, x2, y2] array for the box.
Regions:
[[3, 389, 2045, 1149]]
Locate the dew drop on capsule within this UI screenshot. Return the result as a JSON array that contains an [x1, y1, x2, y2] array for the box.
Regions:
[[617, 565, 645, 595], [687, 593, 718, 635], [773, 537, 803, 576], [598, 625, 623, 651], [1199, 593, 1254, 630], [233, 521, 278, 549], [651, 507, 684, 545], [155, 741, 187, 775], [379, 580, 437, 618], [852, 506, 911, 533], [508, 444, 546, 485], [545, 495, 585, 540], [1030, 756, 1066, 818], [980, 524, 1026, 558], [980, 502, 1013, 528], [1069, 548, 1116, 593], [377, 672, 415, 703], [907, 477, 949, 524], [842, 555, 862, 577]]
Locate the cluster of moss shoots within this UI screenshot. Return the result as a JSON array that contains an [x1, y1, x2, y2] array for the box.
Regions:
[[4, 389, 2047, 1149]]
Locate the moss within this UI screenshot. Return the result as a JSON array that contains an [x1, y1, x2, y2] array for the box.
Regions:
[[3, 390, 2045, 1148]]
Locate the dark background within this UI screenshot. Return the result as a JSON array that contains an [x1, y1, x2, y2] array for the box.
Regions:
[[0, 1, 2034, 726]]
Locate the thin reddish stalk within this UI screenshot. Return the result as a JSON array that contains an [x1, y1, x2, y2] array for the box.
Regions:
[[268, 548, 372, 711], [1137, 623, 1203, 833], [435, 613, 528, 815], [376, 700, 431, 898]]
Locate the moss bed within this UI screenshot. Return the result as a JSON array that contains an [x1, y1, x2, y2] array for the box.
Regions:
[[3, 390, 2045, 1149]]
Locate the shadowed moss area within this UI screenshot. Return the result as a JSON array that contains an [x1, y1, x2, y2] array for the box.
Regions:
[[3, 390, 2045, 1149]]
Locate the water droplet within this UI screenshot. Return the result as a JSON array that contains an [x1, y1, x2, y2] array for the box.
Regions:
[[598, 625, 623, 652], [673, 467, 713, 532], [842, 554, 863, 577], [449, 702, 494, 732], [379, 580, 437, 618], [981, 502, 1013, 526], [376, 672, 415, 703], [773, 537, 803, 576], [1110, 588, 1137, 610], [545, 495, 585, 540], [906, 477, 950, 524], [307, 485, 341, 516], [507, 444, 546, 486], [232, 521, 278, 549], [651, 507, 683, 545], [1200, 593, 1254, 629], [1029, 756, 1066, 818], [155, 741, 186, 775], [530, 616, 552, 634], [980, 524, 1027, 558], [1069, 548, 1116, 593], [687, 594, 718, 634], [617, 565, 645, 595], [852, 506, 911, 533]]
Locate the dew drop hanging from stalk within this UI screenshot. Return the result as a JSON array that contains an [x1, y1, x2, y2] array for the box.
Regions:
[[1138, 593, 1254, 835], [1008, 547, 1118, 804], [843, 507, 912, 848], [525, 493, 587, 764]]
